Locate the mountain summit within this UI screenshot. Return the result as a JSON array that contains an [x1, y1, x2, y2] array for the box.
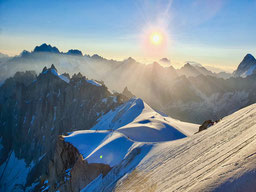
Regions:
[[33, 43, 60, 53], [234, 54, 256, 77]]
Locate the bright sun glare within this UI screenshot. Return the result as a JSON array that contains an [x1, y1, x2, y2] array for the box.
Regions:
[[142, 26, 168, 56], [150, 32, 162, 45]]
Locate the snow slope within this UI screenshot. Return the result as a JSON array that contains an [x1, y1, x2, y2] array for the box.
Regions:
[[0, 151, 35, 192], [64, 98, 199, 168], [113, 103, 256, 192]]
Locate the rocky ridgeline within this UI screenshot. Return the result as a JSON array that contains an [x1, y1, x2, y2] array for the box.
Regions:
[[0, 64, 128, 191]]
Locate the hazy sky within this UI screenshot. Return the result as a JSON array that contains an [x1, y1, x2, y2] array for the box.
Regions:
[[0, 0, 256, 71]]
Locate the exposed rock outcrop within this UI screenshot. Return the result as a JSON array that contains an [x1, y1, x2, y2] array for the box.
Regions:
[[43, 137, 111, 192], [198, 119, 220, 132], [122, 86, 135, 99]]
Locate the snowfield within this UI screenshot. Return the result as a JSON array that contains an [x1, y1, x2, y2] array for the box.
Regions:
[[64, 98, 199, 190], [113, 103, 256, 192], [64, 99, 199, 166], [65, 99, 256, 192]]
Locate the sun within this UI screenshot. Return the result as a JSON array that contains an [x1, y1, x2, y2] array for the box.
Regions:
[[141, 25, 168, 56], [150, 32, 162, 45]]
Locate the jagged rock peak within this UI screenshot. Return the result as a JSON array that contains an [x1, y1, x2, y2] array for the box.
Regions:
[[72, 72, 84, 81], [124, 57, 136, 63], [239, 54, 256, 67], [91, 54, 104, 60], [33, 43, 60, 54], [42, 66, 47, 73], [122, 86, 135, 99], [234, 53, 256, 77], [67, 49, 83, 56], [243, 53, 255, 60], [41, 64, 57, 74], [50, 64, 57, 71]]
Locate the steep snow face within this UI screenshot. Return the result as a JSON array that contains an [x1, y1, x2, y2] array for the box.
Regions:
[[64, 98, 199, 169], [113, 103, 256, 192], [0, 151, 35, 192]]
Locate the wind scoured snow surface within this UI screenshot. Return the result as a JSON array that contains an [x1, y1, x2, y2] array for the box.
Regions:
[[64, 98, 199, 191], [113, 103, 256, 192]]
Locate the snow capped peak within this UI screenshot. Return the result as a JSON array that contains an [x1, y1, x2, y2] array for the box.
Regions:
[[41, 65, 70, 83], [235, 53, 256, 77], [50, 64, 57, 71]]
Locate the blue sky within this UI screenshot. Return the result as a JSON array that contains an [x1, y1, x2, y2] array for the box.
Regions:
[[0, 0, 256, 70]]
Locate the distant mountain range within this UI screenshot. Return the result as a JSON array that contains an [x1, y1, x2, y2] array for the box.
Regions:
[[0, 63, 255, 191], [0, 44, 256, 124]]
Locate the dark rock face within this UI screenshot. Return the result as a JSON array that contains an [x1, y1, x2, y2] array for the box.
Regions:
[[198, 119, 220, 132], [198, 120, 215, 132], [0, 65, 126, 191], [34, 43, 60, 54], [234, 54, 256, 77], [67, 49, 83, 56], [43, 137, 111, 192], [122, 86, 135, 99]]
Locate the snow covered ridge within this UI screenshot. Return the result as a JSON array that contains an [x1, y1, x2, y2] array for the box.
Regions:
[[112, 103, 256, 192], [62, 98, 199, 189], [41, 64, 70, 83], [63, 100, 256, 192], [42, 64, 102, 86]]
